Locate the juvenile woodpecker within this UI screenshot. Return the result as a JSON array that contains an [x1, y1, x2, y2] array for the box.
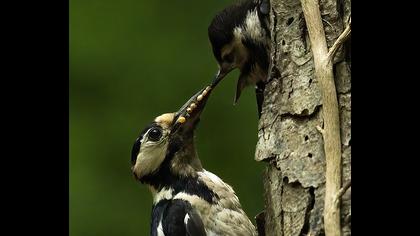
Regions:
[[131, 83, 257, 236], [208, 0, 270, 115]]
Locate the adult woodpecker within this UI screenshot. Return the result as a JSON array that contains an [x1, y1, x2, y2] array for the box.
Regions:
[[131, 83, 257, 236], [208, 0, 270, 116]]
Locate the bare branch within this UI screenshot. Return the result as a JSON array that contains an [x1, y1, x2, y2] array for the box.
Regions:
[[300, 0, 343, 235], [334, 180, 351, 205], [326, 18, 351, 63]]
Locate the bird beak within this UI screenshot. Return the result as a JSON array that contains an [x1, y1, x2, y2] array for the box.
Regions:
[[211, 63, 245, 105], [234, 72, 248, 105], [212, 64, 234, 87], [170, 83, 215, 135]]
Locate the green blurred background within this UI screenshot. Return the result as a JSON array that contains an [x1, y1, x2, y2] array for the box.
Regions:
[[70, 0, 264, 235]]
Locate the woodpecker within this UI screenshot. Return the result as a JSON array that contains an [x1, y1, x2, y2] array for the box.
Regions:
[[131, 83, 257, 236], [208, 0, 270, 116]]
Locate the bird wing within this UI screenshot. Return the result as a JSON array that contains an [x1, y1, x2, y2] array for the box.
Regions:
[[151, 200, 170, 236], [184, 207, 206, 236], [161, 199, 206, 236]]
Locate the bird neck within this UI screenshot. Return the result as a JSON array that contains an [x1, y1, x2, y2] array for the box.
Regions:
[[140, 140, 203, 190], [149, 172, 218, 205]]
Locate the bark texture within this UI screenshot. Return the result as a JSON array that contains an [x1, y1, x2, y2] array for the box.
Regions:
[[255, 0, 351, 235]]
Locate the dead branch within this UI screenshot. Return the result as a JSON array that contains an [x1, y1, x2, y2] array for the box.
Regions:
[[300, 0, 344, 235], [326, 18, 352, 63], [333, 180, 351, 206]]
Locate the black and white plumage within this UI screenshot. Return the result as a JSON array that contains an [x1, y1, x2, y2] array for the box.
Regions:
[[151, 199, 206, 236], [131, 85, 257, 236], [208, 0, 271, 115]]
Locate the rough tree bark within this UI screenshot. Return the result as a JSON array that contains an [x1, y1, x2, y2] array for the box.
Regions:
[[255, 0, 351, 235]]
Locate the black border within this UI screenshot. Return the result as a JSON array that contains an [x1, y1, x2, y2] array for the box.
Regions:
[[4, 0, 414, 234], [4, 0, 69, 234]]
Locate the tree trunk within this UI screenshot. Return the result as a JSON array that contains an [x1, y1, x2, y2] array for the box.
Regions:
[[255, 0, 351, 235]]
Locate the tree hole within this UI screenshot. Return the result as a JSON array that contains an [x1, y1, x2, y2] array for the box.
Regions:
[[304, 135, 309, 141], [308, 153, 313, 158]]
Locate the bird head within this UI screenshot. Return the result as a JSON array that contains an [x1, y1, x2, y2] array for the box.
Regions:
[[208, 0, 269, 104], [131, 85, 214, 184]]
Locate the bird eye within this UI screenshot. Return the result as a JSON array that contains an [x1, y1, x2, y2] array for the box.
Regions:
[[148, 127, 162, 142]]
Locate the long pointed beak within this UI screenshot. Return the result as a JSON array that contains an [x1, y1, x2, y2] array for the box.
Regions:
[[212, 65, 234, 88], [234, 72, 248, 105], [171, 83, 215, 134]]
